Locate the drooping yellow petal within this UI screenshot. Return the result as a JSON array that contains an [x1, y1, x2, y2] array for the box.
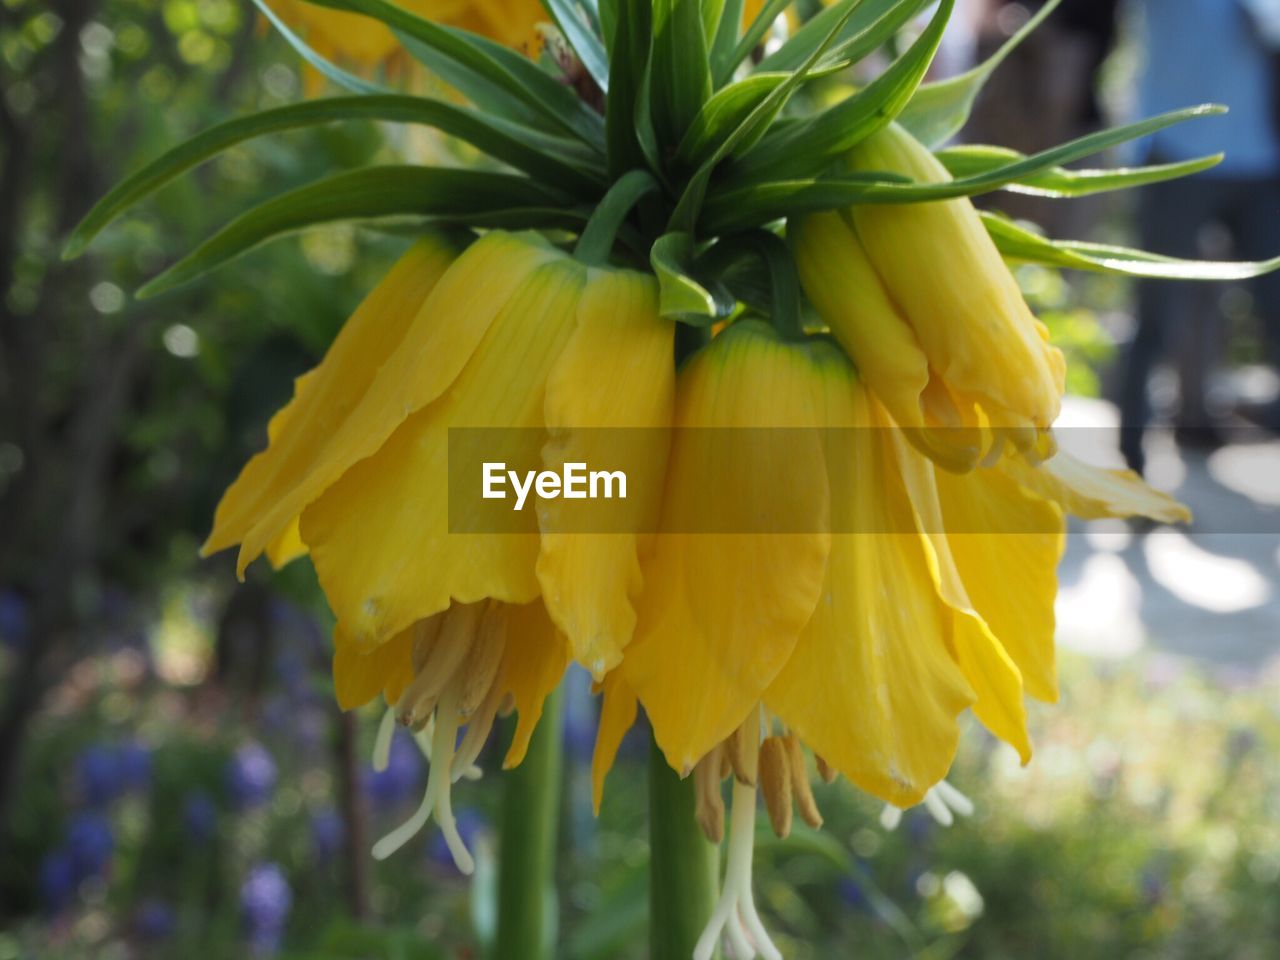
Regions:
[[301, 255, 586, 648], [332, 626, 415, 711], [765, 343, 974, 807], [790, 212, 982, 472], [622, 320, 832, 775], [203, 236, 461, 570], [590, 671, 638, 814], [498, 600, 570, 768], [456, 0, 546, 52], [933, 465, 1066, 703], [1005, 448, 1192, 524], [843, 122, 1066, 443], [216, 232, 559, 581], [887, 408, 1033, 762], [537, 267, 675, 679], [265, 517, 308, 570]]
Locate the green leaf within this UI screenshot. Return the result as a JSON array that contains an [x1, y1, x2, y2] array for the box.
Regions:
[[605, 0, 653, 178], [935, 145, 1223, 198], [649, 0, 714, 148], [574, 169, 659, 264], [758, 0, 932, 74], [544, 0, 611, 91], [897, 0, 1062, 147], [709, 0, 746, 84], [64, 96, 604, 259], [735, 0, 953, 180], [983, 212, 1280, 280], [136, 167, 574, 297], [307, 0, 605, 148], [252, 0, 389, 95], [650, 232, 733, 323], [716, 0, 791, 85], [675, 72, 790, 166], [705, 104, 1227, 232], [668, 0, 859, 231]]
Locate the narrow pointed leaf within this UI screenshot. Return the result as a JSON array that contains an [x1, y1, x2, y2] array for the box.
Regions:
[[935, 145, 1223, 197], [984, 213, 1280, 281], [758, 0, 931, 73], [897, 0, 1062, 147], [136, 167, 572, 297], [649, 0, 714, 147], [736, 0, 953, 180], [544, 0, 611, 91], [706, 104, 1227, 231], [650, 232, 733, 323], [65, 96, 604, 259], [253, 0, 389, 95], [709, 0, 746, 83], [307, 0, 605, 148], [716, 0, 791, 85], [606, 0, 653, 178]]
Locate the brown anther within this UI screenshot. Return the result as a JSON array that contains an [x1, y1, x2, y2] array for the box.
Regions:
[[457, 604, 506, 716], [785, 734, 823, 829], [693, 748, 725, 844], [759, 736, 792, 839], [726, 722, 758, 787], [497, 692, 516, 718], [815, 754, 838, 784]]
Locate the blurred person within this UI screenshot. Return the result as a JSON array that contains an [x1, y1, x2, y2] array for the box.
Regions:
[[1119, 0, 1280, 474]]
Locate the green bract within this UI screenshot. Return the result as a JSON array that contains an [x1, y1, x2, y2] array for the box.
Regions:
[[65, 0, 1279, 308]]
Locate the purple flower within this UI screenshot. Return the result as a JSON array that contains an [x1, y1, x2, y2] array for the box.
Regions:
[[66, 812, 114, 881], [240, 863, 292, 955], [39, 849, 77, 912], [183, 791, 218, 842], [75, 745, 123, 808], [310, 808, 345, 862], [365, 731, 422, 810], [225, 742, 278, 811], [135, 899, 176, 940], [119, 741, 153, 793], [0, 589, 29, 649]]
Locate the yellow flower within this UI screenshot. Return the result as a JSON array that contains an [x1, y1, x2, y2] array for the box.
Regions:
[[791, 122, 1068, 470], [272, 0, 546, 94], [203, 229, 674, 867]]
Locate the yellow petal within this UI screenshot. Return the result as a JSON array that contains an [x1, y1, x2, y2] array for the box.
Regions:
[[332, 626, 415, 711], [265, 517, 308, 570], [498, 601, 570, 768], [844, 122, 1066, 437], [590, 671, 638, 814], [622, 320, 832, 774], [301, 255, 586, 647], [886, 406, 1033, 762], [790, 212, 983, 471], [203, 236, 461, 570], [933, 465, 1066, 702], [537, 267, 675, 678], [765, 345, 974, 807], [1005, 448, 1192, 524]]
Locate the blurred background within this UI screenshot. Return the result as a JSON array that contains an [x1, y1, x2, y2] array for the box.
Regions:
[[1, 0, 1278, 957]]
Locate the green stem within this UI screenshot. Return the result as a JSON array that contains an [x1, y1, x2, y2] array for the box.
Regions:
[[649, 735, 721, 959], [493, 688, 564, 960], [574, 169, 660, 265]]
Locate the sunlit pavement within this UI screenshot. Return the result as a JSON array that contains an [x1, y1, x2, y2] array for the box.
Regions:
[[1054, 396, 1280, 671]]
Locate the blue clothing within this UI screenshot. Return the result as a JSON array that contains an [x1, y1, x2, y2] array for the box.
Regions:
[[1136, 0, 1280, 176]]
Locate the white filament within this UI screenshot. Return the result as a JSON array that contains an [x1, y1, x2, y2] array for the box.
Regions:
[[693, 777, 783, 960], [372, 707, 396, 773], [880, 779, 975, 831]]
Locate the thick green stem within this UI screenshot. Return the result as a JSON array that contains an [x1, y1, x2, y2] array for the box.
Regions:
[[493, 688, 564, 960], [649, 736, 721, 960]]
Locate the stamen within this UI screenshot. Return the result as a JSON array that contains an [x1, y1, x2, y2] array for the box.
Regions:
[[693, 747, 725, 844], [396, 603, 482, 727], [411, 614, 444, 672], [457, 603, 506, 717], [879, 805, 904, 831], [758, 736, 792, 839], [934, 780, 975, 818], [694, 717, 782, 960], [784, 734, 823, 830], [880, 779, 975, 831], [814, 753, 837, 785], [451, 679, 505, 784], [372, 707, 396, 772], [372, 689, 475, 874], [922, 788, 954, 826]]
